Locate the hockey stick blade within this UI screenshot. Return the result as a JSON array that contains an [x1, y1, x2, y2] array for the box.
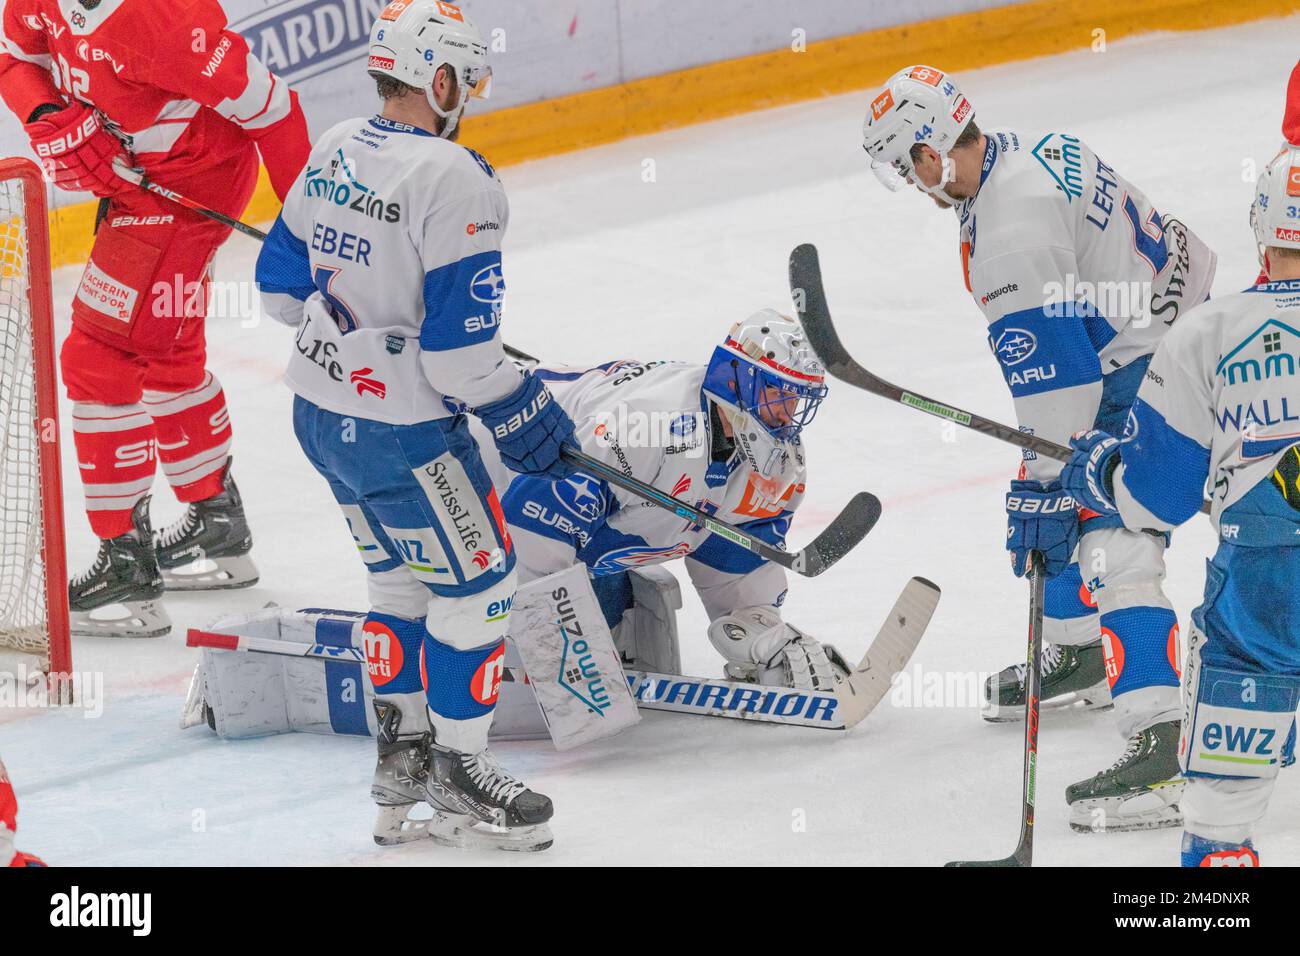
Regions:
[[834, 576, 940, 729], [562, 447, 880, 577], [788, 243, 1212, 514]]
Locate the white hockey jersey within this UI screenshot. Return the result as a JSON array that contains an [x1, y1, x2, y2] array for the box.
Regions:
[[474, 360, 807, 620], [255, 114, 521, 424], [1112, 279, 1300, 536], [958, 130, 1217, 481]]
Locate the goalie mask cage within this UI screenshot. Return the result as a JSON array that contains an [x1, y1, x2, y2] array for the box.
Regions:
[[0, 157, 70, 699]]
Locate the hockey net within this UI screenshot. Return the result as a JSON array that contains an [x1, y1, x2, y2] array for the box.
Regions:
[[0, 158, 69, 699]]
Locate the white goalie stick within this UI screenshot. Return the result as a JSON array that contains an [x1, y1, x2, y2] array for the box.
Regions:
[[184, 578, 938, 732], [787, 243, 1212, 515]]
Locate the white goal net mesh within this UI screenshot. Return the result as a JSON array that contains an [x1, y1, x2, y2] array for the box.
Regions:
[[0, 171, 54, 672]]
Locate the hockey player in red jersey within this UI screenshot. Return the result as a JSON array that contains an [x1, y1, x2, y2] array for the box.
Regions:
[[1283, 58, 1300, 147], [0, 756, 44, 866], [0, 0, 310, 637]]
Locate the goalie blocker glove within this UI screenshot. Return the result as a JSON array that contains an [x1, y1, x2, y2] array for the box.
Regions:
[[475, 372, 577, 480]]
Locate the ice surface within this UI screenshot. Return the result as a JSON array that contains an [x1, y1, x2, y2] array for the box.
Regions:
[[4, 18, 1298, 866]]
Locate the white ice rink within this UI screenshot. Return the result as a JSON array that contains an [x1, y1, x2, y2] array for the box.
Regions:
[[5, 17, 1299, 867]]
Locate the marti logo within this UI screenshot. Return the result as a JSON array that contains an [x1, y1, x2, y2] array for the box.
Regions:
[[362, 620, 403, 685]]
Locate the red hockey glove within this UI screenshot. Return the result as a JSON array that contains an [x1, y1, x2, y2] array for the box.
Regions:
[[25, 102, 132, 196]]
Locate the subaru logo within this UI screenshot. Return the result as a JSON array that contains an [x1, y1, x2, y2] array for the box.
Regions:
[[669, 413, 697, 437], [469, 264, 506, 304], [994, 328, 1037, 366], [556, 474, 604, 522]]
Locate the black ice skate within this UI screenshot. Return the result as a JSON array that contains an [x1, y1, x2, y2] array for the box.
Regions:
[[424, 743, 554, 852], [1066, 720, 1184, 833], [982, 640, 1111, 722], [154, 460, 259, 591], [68, 496, 172, 638], [370, 701, 434, 846]]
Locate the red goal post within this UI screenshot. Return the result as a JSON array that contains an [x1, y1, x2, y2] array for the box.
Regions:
[[0, 156, 70, 699]]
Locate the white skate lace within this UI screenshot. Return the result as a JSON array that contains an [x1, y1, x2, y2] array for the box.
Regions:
[[1105, 731, 1145, 773], [70, 547, 110, 588], [1009, 643, 1064, 684], [461, 750, 528, 806], [156, 507, 199, 550]]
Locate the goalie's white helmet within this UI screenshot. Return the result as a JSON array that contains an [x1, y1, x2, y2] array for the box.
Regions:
[[701, 310, 828, 477], [862, 65, 974, 202], [367, 0, 492, 140], [1251, 146, 1300, 264]]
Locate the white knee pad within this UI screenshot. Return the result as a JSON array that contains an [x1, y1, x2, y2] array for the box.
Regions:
[[1182, 777, 1275, 845], [426, 571, 519, 652], [367, 566, 429, 620], [1079, 526, 1172, 613]]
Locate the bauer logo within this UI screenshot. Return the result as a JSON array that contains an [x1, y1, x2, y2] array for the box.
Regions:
[[993, 328, 1037, 366]]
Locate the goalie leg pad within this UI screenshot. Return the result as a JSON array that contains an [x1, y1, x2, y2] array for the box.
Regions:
[[508, 563, 640, 750]]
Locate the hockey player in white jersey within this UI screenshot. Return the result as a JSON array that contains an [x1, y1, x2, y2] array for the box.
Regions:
[[862, 65, 1217, 830], [254, 1, 578, 851], [478, 311, 848, 690], [1061, 146, 1300, 865]]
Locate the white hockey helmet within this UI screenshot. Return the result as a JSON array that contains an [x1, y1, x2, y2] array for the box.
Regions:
[[1251, 146, 1300, 265], [701, 310, 828, 477], [862, 65, 974, 202], [367, 0, 491, 139]]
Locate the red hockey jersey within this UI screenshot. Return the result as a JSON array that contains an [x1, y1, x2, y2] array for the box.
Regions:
[[0, 0, 308, 200]]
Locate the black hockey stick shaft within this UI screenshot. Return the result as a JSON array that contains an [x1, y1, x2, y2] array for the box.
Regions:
[[560, 447, 880, 577], [114, 161, 540, 365], [788, 243, 1213, 514], [946, 552, 1044, 867]]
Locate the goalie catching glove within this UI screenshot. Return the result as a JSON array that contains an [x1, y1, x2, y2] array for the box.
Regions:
[[707, 606, 849, 691]]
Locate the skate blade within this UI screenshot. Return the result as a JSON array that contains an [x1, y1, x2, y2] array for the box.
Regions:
[[70, 601, 172, 639], [162, 554, 259, 592], [426, 811, 554, 853], [372, 803, 434, 846], [982, 684, 1113, 723], [1068, 780, 1184, 833]]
